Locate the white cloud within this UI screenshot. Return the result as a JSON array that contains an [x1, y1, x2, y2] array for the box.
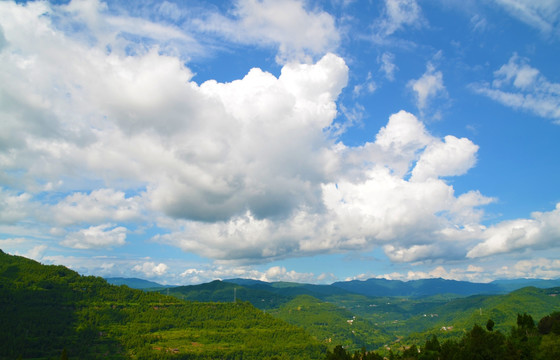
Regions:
[[472, 54, 560, 122], [408, 63, 446, 112], [40, 254, 166, 279], [496, 258, 560, 279], [375, 110, 432, 164], [410, 135, 479, 182], [378, 0, 423, 36], [379, 52, 397, 81], [133, 261, 169, 277], [470, 14, 488, 32], [467, 203, 560, 258], [179, 264, 325, 284], [0, 1, 348, 224], [0, 238, 26, 248], [2, 0, 557, 275], [146, 53, 348, 222], [61, 224, 127, 249], [353, 72, 377, 96], [375, 264, 494, 283], [493, 0, 560, 35], [196, 0, 340, 63], [50, 189, 144, 227], [0, 189, 33, 224], [25, 244, 47, 261], [156, 110, 492, 264], [263, 266, 316, 283]]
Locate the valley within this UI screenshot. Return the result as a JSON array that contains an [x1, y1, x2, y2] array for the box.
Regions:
[[2, 250, 560, 359]]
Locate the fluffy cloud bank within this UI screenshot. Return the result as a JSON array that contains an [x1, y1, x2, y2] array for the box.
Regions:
[[155, 109, 489, 264], [468, 203, 560, 258], [1, 0, 559, 273]]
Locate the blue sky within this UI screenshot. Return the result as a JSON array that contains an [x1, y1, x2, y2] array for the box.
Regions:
[[1, 0, 559, 285]]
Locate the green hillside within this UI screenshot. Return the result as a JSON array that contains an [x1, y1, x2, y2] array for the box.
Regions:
[[0, 250, 326, 359], [164, 280, 290, 309], [268, 295, 392, 352], [7, 249, 558, 360], [401, 286, 560, 344], [160, 277, 560, 353]]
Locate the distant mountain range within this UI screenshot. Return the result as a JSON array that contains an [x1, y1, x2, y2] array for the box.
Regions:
[[105, 277, 174, 289], [107, 275, 560, 297], [330, 277, 501, 297], [155, 277, 560, 348]]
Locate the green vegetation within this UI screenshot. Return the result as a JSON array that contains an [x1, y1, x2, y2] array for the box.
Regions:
[[0, 250, 325, 359], [268, 295, 392, 351], [3, 249, 560, 359], [402, 286, 560, 344], [324, 312, 560, 360], [163, 277, 560, 353], [164, 280, 290, 310]]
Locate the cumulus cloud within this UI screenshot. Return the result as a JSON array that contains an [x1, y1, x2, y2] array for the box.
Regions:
[[0, 189, 33, 224], [3, 0, 558, 277], [146, 53, 348, 222], [348, 263, 493, 282], [410, 136, 479, 182], [467, 203, 560, 258], [50, 189, 144, 227], [495, 258, 560, 279], [61, 224, 127, 249], [133, 261, 169, 277], [156, 110, 492, 264], [471, 54, 560, 122], [180, 264, 326, 284], [0, 0, 348, 224], [408, 63, 446, 112]]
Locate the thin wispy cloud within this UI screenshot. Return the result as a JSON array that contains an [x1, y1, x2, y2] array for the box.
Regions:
[[493, 0, 560, 36], [471, 54, 560, 122]]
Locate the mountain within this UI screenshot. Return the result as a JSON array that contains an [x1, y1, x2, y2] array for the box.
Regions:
[[162, 279, 290, 309], [491, 278, 560, 292], [330, 277, 560, 298], [0, 250, 326, 359], [331, 278, 502, 297], [105, 277, 169, 289], [225, 278, 356, 299]]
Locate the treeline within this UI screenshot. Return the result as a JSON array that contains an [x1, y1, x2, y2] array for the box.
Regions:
[[325, 312, 560, 360]]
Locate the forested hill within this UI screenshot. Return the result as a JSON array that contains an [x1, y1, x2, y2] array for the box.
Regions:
[[0, 250, 326, 359], [163, 279, 290, 309]]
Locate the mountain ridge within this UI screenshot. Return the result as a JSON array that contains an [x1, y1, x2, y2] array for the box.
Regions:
[[105, 276, 173, 289], [108, 275, 560, 297]]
